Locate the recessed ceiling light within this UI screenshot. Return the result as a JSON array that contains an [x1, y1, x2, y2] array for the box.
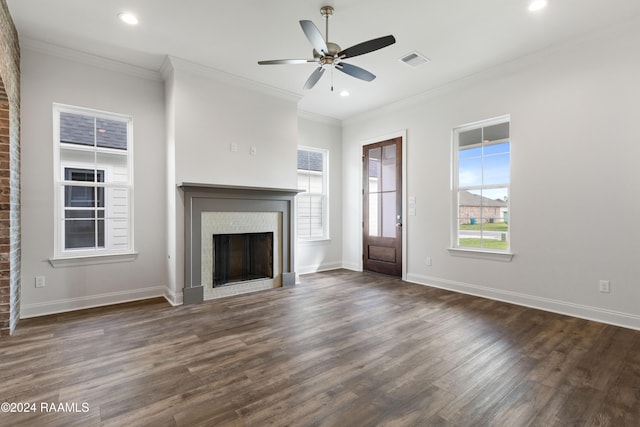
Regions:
[[340, 90, 350, 97], [118, 12, 139, 25], [528, 0, 548, 12]]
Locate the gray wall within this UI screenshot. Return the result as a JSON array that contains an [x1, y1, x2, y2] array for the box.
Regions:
[[20, 44, 167, 316]]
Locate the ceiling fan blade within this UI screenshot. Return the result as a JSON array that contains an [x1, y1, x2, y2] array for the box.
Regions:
[[338, 35, 396, 59], [258, 59, 316, 65], [303, 67, 326, 90], [336, 62, 376, 82], [300, 20, 329, 55]]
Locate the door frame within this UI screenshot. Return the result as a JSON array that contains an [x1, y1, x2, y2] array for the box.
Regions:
[[359, 130, 407, 280]]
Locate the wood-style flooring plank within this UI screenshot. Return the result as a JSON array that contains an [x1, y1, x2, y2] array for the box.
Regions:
[[1, 270, 639, 426]]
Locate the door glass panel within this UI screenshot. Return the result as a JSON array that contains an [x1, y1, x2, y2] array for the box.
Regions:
[[366, 143, 399, 238], [368, 147, 381, 189], [368, 192, 381, 237], [382, 191, 397, 238], [381, 145, 396, 191]]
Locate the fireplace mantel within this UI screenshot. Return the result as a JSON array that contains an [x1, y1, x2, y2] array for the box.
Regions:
[[179, 183, 300, 304], [178, 182, 300, 196]]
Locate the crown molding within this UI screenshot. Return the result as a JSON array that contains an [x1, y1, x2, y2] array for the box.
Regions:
[[159, 55, 174, 80], [165, 55, 302, 103], [20, 37, 163, 82], [298, 110, 342, 127]]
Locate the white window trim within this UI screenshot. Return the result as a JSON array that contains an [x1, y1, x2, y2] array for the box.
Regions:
[[447, 247, 513, 262], [51, 103, 135, 266], [49, 252, 138, 268], [450, 114, 513, 261], [297, 146, 330, 242]]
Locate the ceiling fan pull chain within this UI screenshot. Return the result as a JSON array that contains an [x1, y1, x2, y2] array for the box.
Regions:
[[331, 66, 334, 92]]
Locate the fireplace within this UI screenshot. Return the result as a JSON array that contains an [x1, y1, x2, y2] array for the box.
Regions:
[[180, 183, 299, 304], [213, 232, 273, 287], [201, 211, 281, 300]]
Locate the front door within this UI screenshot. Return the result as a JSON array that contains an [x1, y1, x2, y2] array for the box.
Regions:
[[363, 137, 402, 276]]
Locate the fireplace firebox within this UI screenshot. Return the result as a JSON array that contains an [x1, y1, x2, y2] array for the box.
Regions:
[[213, 232, 274, 287]]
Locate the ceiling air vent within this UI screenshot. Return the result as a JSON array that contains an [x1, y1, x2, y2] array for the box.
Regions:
[[399, 51, 430, 68]]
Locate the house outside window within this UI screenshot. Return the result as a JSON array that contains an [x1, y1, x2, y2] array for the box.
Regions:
[[297, 147, 328, 240], [53, 104, 133, 257], [453, 116, 510, 251]]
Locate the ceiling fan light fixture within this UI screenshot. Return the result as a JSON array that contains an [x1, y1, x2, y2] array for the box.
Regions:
[[528, 0, 548, 12]]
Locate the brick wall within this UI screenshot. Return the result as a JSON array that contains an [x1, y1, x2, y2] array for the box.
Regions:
[[0, 0, 20, 336]]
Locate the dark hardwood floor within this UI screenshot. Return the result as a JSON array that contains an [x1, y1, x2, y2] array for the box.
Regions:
[[1, 270, 639, 426]]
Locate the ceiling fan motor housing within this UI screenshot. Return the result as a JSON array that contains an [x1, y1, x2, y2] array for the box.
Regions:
[[314, 42, 342, 65]]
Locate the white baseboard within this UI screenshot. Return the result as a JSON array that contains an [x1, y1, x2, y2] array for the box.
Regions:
[[406, 273, 640, 331], [296, 261, 344, 275], [341, 262, 362, 272], [163, 286, 183, 306], [20, 286, 166, 318]]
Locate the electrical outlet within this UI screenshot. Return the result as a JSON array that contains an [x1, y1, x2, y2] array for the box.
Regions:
[[230, 143, 238, 152], [599, 280, 610, 293], [426, 257, 432, 266], [250, 146, 257, 156], [35, 276, 45, 288]]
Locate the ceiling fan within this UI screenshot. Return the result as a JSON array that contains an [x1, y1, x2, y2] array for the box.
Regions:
[[258, 6, 396, 90]]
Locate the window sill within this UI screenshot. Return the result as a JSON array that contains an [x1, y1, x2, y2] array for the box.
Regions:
[[297, 238, 332, 246], [448, 247, 514, 262], [49, 252, 139, 268]]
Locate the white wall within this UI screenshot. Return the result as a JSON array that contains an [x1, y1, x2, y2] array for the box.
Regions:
[[20, 45, 168, 316], [169, 58, 299, 188], [296, 113, 343, 274], [342, 19, 640, 329], [163, 58, 300, 302]]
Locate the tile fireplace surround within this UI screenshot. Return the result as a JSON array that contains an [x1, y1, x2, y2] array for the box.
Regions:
[[180, 183, 299, 304]]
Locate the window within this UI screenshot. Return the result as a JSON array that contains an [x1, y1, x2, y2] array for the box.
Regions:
[[453, 116, 510, 252], [53, 104, 133, 257], [63, 167, 105, 249], [297, 147, 328, 240]]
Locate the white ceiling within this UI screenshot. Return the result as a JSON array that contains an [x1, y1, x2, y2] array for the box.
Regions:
[[7, 0, 640, 120]]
